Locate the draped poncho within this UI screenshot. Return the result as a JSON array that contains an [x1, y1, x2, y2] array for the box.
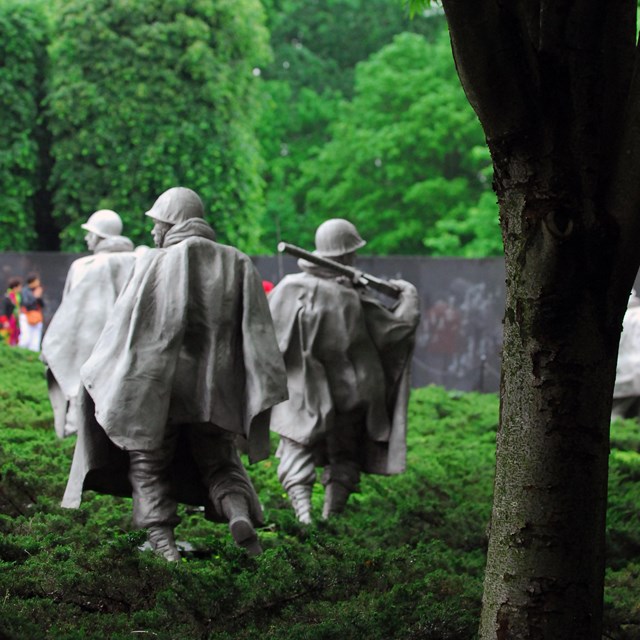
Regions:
[[268, 269, 419, 474], [62, 219, 288, 512]]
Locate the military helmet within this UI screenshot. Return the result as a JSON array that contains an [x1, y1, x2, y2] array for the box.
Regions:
[[314, 218, 366, 257], [145, 187, 204, 225], [81, 210, 123, 238]]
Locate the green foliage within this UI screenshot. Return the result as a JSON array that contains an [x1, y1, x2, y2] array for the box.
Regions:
[[46, 0, 271, 252], [0, 344, 493, 638], [0, 0, 501, 258], [256, 4, 501, 257], [425, 190, 503, 257], [606, 418, 640, 637], [2, 344, 638, 638], [262, 0, 443, 97], [255, 79, 342, 252], [0, 0, 503, 258], [0, 0, 49, 250], [256, 0, 451, 254], [0, 344, 51, 430], [406, 0, 433, 19], [296, 31, 501, 256]]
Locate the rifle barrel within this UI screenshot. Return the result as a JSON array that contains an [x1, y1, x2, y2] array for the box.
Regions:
[[277, 242, 400, 299]]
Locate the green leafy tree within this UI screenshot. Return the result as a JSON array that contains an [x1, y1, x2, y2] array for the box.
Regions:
[[0, 0, 50, 251], [256, 79, 341, 251], [262, 0, 443, 97], [256, 0, 445, 252], [424, 148, 502, 256], [47, 0, 270, 251], [296, 30, 499, 255], [424, 191, 502, 257]]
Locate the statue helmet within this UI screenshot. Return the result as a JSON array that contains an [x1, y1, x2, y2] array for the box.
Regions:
[[314, 218, 366, 257], [81, 210, 123, 238], [145, 187, 204, 225]]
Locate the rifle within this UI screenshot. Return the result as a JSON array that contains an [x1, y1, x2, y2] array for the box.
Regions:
[[277, 241, 401, 299]]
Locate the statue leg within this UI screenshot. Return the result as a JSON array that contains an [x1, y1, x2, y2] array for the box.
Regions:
[[64, 395, 79, 437], [321, 481, 353, 519], [128, 428, 181, 562], [187, 424, 263, 556], [611, 396, 638, 421], [220, 493, 262, 557], [276, 437, 316, 524], [321, 412, 365, 518]]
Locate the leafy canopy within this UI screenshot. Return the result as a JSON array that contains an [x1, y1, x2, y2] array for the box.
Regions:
[[47, 0, 271, 252], [296, 30, 501, 255], [255, 0, 449, 254], [0, 0, 49, 250]]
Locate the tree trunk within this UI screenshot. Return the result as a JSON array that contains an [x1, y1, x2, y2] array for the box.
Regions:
[[437, 1, 640, 637], [479, 161, 621, 638]]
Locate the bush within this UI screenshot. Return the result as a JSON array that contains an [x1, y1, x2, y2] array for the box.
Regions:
[[1, 344, 638, 639], [0, 0, 50, 250]]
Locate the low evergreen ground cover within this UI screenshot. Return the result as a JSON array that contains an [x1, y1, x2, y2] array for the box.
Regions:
[[0, 343, 638, 639]]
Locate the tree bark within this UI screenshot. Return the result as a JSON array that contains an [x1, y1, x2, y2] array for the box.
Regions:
[[480, 151, 621, 638], [439, 1, 640, 637]]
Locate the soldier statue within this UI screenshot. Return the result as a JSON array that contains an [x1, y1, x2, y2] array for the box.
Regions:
[[269, 219, 420, 523], [42, 210, 136, 437], [62, 188, 288, 560], [612, 289, 640, 420]]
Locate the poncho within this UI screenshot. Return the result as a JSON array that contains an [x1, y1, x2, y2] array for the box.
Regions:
[[614, 294, 640, 398], [62, 219, 288, 512], [41, 236, 136, 400], [268, 269, 419, 474]]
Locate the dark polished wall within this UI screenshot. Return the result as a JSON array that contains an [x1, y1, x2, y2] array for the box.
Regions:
[[1, 251, 506, 393]]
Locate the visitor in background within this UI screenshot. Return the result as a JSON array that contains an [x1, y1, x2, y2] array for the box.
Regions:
[[1, 278, 22, 346], [18, 274, 45, 352]]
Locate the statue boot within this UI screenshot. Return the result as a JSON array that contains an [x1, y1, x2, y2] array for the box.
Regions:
[[322, 482, 351, 519], [288, 484, 312, 524], [221, 493, 262, 557], [147, 524, 181, 562]]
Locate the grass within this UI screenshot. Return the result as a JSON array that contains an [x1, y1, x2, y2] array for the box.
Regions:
[[0, 344, 639, 639]]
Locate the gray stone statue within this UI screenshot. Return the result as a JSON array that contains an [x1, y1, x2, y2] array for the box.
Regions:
[[61, 187, 288, 560], [41, 210, 136, 437], [612, 289, 640, 420], [268, 219, 420, 523]]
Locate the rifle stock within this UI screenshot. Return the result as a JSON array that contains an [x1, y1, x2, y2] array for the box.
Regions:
[[277, 242, 401, 299]]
